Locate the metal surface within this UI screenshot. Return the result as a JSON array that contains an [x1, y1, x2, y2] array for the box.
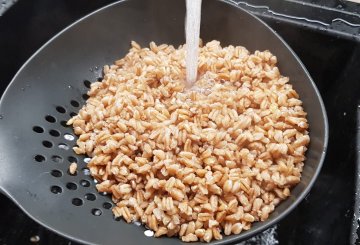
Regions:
[[234, 0, 360, 41], [0, 0, 328, 244]]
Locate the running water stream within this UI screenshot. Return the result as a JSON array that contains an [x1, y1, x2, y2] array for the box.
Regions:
[[185, 0, 202, 87]]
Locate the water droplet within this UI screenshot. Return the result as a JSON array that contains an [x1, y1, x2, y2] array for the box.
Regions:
[[144, 230, 154, 237], [82, 168, 90, 175], [64, 133, 75, 141], [94, 179, 98, 184], [92, 209, 102, 216], [30, 235, 40, 243], [58, 143, 70, 150], [95, 66, 99, 70], [68, 85, 73, 89], [133, 221, 141, 226], [84, 157, 91, 163], [0, 114, 3, 119], [89, 68, 93, 72]]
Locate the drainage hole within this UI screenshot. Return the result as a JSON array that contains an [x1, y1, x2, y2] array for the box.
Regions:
[[50, 169, 62, 177], [33, 126, 44, 133], [85, 193, 96, 201], [72, 198, 83, 206], [66, 182, 77, 190], [49, 129, 60, 137], [70, 100, 80, 107], [68, 156, 78, 163], [58, 143, 69, 150], [82, 94, 89, 100], [64, 133, 75, 141], [83, 80, 91, 88], [103, 202, 112, 209], [34, 155, 45, 162], [42, 141, 53, 148], [50, 185, 62, 194], [91, 208, 102, 216], [56, 106, 66, 114], [82, 168, 90, 176], [60, 121, 68, 127], [45, 115, 56, 123], [51, 155, 63, 163], [80, 179, 90, 187]]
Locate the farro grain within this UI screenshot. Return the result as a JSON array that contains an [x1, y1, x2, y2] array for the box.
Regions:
[[69, 162, 77, 175], [69, 41, 310, 242]]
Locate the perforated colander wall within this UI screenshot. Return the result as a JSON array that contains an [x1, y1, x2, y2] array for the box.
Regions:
[[30, 79, 117, 220]]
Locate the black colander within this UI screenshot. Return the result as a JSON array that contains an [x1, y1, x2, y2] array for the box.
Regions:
[[0, 0, 328, 244]]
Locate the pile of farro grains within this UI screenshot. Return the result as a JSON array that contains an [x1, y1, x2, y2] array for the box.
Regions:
[[68, 40, 309, 242]]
